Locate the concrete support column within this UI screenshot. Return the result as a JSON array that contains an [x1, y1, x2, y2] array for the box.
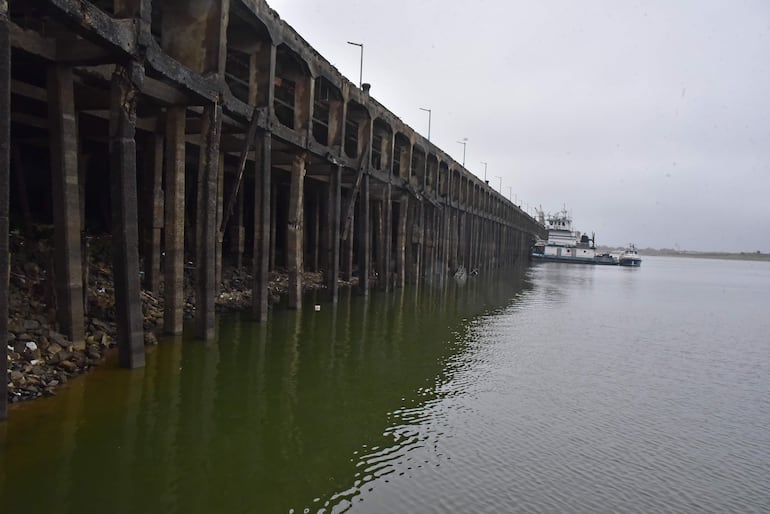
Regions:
[[195, 104, 222, 340], [163, 107, 186, 335], [269, 183, 277, 270], [143, 133, 164, 293], [48, 65, 85, 347], [341, 193, 354, 282], [358, 174, 370, 293], [396, 195, 408, 288], [310, 189, 320, 272], [215, 152, 224, 293], [374, 199, 385, 289], [414, 203, 423, 287], [109, 63, 145, 368], [287, 153, 306, 309], [384, 182, 393, 292], [1, 0, 10, 421], [325, 165, 341, 302], [229, 179, 245, 269], [252, 132, 271, 321]]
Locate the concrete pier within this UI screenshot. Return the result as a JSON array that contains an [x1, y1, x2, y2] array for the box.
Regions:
[[1, 0, 545, 420]]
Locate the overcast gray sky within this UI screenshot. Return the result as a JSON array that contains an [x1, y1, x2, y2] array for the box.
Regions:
[[268, 0, 770, 252]]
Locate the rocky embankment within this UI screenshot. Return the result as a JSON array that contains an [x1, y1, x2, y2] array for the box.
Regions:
[[5, 230, 331, 404]]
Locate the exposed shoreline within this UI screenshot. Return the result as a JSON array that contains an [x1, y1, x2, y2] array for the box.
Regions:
[[6, 231, 351, 405]]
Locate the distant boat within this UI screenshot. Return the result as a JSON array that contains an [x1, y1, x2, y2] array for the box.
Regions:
[[618, 244, 642, 267], [530, 208, 618, 265]]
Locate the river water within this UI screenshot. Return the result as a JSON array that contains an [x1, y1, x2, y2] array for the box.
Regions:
[[2, 256, 769, 513]]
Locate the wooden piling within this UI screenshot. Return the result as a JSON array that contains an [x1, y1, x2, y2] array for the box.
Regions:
[[143, 133, 163, 293], [252, 131, 271, 321], [341, 193, 354, 282], [215, 152, 225, 292], [396, 194, 408, 288], [358, 173, 370, 293], [195, 104, 222, 340], [325, 165, 341, 302], [287, 152, 306, 309], [1, 0, 10, 421], [47, 64, 85, 346], [109, 63, 145, 368], [163, 107, 186, 335]]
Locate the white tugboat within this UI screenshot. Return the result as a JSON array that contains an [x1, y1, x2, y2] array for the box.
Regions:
[[618, 244, 642, 267], [531, 208, 617, 265]]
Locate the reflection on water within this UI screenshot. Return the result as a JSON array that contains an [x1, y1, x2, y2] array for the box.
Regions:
[[0, 267, 532, 514], [5, 257, 768, 513]]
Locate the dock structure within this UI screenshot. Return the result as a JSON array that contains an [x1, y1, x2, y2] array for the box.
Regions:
[[0, 0, 545, 419]]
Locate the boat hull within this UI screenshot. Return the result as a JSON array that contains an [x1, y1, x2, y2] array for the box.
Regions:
[[531, 253, 617, 265], [618, 258, 642, 267]]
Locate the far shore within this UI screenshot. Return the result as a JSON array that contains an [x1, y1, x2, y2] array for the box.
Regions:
[[598, 248, 770, 262]]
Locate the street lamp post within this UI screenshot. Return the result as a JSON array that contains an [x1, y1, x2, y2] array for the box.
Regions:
[[495, 176, 502, 192], [481, 161, 488, 181], [419, 107, 431, 141], [457, 138, 467, 167], [346, 41, 363, 88]]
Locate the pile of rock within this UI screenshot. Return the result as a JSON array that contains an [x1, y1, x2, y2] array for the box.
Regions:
[[5, 231, 337, 405]]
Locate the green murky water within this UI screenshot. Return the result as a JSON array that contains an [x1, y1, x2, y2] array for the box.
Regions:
[[1, 272, 529, 513]]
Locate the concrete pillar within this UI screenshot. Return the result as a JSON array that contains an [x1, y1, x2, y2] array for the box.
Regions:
[[215, 152, 224, 292], [358, 173, 370, 293], [163, 107, 186, 335], [269, 182, 277, 270], [312, 188, 320, 272], [109, 63, 145, 368], [48, 65, 85, 346], [229, 178, 245, 269], [1, 0, 10, 421], [252, 132, 271, 321], [143, 133, 164, 293], [414, 203, 423, 287], [287, 153, 306, 309], [325, 165, 341, 302], [396, 194, 408, 288], [341, 193, 354, 282], [374, 199, 385, 288], [194, 104, 222, 340], [384, 181, 392, 292]]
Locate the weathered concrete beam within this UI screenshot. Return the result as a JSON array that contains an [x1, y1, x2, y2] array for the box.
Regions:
[[163, 106, 186, 335], [109, 63, 145, 368], [47, 64, 85, 346], [287, 152, 306, 309], [1, 0, 11, 421], [9, 22, 56, 60], [195, 103, 223, 340], [47, 0, 138, 57], [145, 40, 218, 104]]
